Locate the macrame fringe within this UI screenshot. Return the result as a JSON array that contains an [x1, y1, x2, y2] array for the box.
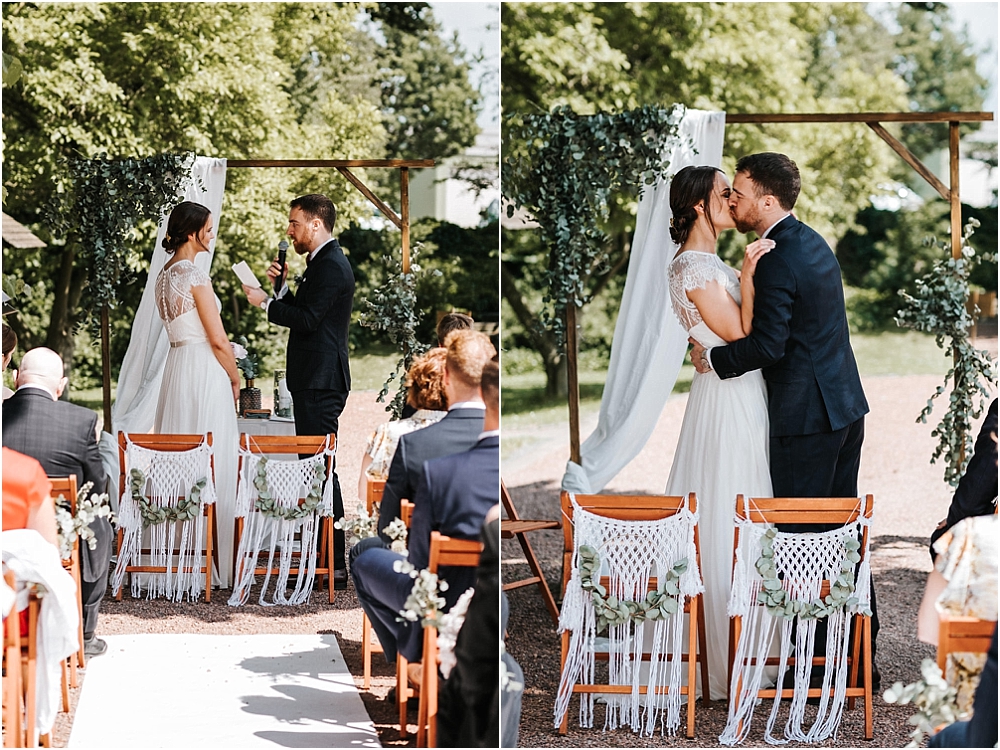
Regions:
[[111, 437, 216, 603], [228, 442, 336, 607], [554, 494, 704, 737], [720, 506, 873, 746]]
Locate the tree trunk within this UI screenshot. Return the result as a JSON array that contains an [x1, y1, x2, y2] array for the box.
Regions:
[[45, 244, 83, 393], [501, 259, 567, 397]]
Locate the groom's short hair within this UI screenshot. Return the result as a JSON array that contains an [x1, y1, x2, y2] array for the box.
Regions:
[[291, 194, 337, 232], [735, 153, 800, 211]]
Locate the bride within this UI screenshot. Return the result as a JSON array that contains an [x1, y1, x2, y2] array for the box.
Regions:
[[664, 166, 773, 700], [154, 201, 240, 588]]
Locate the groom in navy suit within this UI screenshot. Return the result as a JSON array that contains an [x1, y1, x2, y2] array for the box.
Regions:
[[690, 152, 877, 668], [243, 193, 355, 584], [352, 357, 500, 664]]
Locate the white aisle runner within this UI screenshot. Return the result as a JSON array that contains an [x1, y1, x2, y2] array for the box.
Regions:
[[68, 634, 381, 748]]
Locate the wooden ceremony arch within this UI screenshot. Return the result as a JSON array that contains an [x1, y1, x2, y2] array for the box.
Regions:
[[99, 158, 433, 427], [564, 110, 994, 464]]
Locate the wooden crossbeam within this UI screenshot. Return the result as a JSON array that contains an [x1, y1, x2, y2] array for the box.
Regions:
[[725, 112, 992, 124]]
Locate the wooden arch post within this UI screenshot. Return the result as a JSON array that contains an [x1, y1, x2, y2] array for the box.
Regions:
[[566, 111, 993, 465], [100, 158, 432, 429]]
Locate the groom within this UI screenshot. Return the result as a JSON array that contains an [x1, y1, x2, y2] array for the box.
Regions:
[[243, 193, 355, 586], [689, 153, 877, 666]]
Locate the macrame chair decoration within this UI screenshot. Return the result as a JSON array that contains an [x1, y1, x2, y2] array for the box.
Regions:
[[555, 491, 708, 739], [113, 433, 218, 603], [228, 434, 337, 607], [362, 477, 387, 690], [48, 475, 85, 694], [414, 531, 484, 748], [722, 494, 875, 746], [394, 499, 416, 740]]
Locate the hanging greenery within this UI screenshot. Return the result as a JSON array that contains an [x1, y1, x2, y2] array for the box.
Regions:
[[45, 152, 196, 321], [359, 244, 439, 417], [252, 458, 328, 521], [129, 468, 205, 528], [502, 104, 685, 344], [896, 219, 998, 487]]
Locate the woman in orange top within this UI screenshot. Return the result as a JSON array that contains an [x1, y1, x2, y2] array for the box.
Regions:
[[2, 446, 58, 544]]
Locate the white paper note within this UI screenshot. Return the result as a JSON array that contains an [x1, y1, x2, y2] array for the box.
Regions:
[[232, 261, 262, 289]]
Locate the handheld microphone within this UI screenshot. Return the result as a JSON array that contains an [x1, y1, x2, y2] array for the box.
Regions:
[[276, 240, 289, 291]]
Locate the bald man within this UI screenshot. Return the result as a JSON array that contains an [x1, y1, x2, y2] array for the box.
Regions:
[[3, 347, 112, 657]]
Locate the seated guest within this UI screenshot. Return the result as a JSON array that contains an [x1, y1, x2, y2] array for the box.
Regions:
[[351, 329, 495, 566], [358, 348, 447, 503], [436, 312, 473, 347], [400, 313, 475, 419], [931, 399, 998, 561], [929, 627, 997, 748], [2, 322, 17, 400], [351, 357, 499, 667], [2, 347, 112, 658], [437, 508, 501, 748], [2, 447, 58, 546]]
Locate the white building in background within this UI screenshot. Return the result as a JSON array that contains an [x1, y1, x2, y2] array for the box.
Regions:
[[410, 128, 499, 228], [915, 121, 998, 208]]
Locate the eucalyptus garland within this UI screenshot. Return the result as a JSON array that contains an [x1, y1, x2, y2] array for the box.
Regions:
[[359, 244, 435, 418], [45, 152, 196, 321], [502, 104, 685, 344], [754, 528, 872, 620], [129, 468, 205, 528], [335, 504, 408, 554], [54, 480, 116, 561], [896, 218, 998, 486], [577, 544, 688, 633], [393, 558, 450, 629], [252, 457, 328, 520]]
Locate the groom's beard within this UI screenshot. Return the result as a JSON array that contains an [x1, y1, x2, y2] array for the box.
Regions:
[[732, 206, 760, 235]]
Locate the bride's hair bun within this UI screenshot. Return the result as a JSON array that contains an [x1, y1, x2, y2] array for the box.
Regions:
[[669, 165, 724, 247], [162, 201, 211, 254]]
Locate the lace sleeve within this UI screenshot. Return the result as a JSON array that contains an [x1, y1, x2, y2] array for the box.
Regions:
[[668, 253, 732, 330], [179, 264, 212, 292]]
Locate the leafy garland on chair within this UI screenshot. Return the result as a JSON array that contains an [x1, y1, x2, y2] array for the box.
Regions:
[[754, 528, 873, 620], [252, 458, 328, 520], [896, 218, 998, 487], [883, 659, 965, 748], [577, 544, 688, 633], [393, 558, 449, 629], [129, 468, 205, 528]]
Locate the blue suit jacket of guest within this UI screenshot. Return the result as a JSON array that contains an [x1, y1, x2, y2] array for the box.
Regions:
[[710, 215, 869, 436], [397, 435, 499, 660]]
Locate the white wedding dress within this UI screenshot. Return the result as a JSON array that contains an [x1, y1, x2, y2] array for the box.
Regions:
[[665, 250, 773, 700], [153, 260, 238, 588]]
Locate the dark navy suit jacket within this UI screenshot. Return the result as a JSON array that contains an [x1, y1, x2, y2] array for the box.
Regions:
[[377, 407, 485, 538], [268, 238, 354, 395], [711, 216, 868, 436], [397, 435, 499, 661], [2, 387, 111, 583]]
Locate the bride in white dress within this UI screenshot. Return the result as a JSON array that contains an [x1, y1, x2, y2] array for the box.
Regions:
[[153, 201, 241, 588], [664, 166, 774, 700]]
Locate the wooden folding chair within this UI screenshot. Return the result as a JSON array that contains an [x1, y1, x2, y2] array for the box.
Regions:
[[233, 434, 338, 604], [3, 569, 25, 749], [361, 478, 387, 690], [116, 433, 218, 602], [729, 495, 876, 741], [557, 491, 709, 738], [394, 500, 417, 740], [415, 531, 484, 748], [48, 476, 85, 696], [500, 480, 560, 625], [937, 615, 997, 672]]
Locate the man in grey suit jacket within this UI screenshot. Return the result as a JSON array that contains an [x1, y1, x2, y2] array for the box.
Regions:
[[2, 348, 112, 657]]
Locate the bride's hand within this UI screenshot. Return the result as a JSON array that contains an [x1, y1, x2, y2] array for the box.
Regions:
[[742, 239, 775, 279], [232, 380, 240, 405]]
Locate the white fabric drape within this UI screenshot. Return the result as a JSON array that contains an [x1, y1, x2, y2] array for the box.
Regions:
[[562, 111, 726, 494], [98, 157, 228, 497]]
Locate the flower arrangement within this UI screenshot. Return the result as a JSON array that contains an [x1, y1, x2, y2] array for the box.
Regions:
[[231, 335, 260, 381], [883, 659, 965, 748], [54, 481, 116, 561], [335, 504, 408, 553], [393, 559, 449, 629]]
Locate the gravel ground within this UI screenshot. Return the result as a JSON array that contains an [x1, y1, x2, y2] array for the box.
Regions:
[[49, 389, 421, 748], [503, 365, 997, 749]]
